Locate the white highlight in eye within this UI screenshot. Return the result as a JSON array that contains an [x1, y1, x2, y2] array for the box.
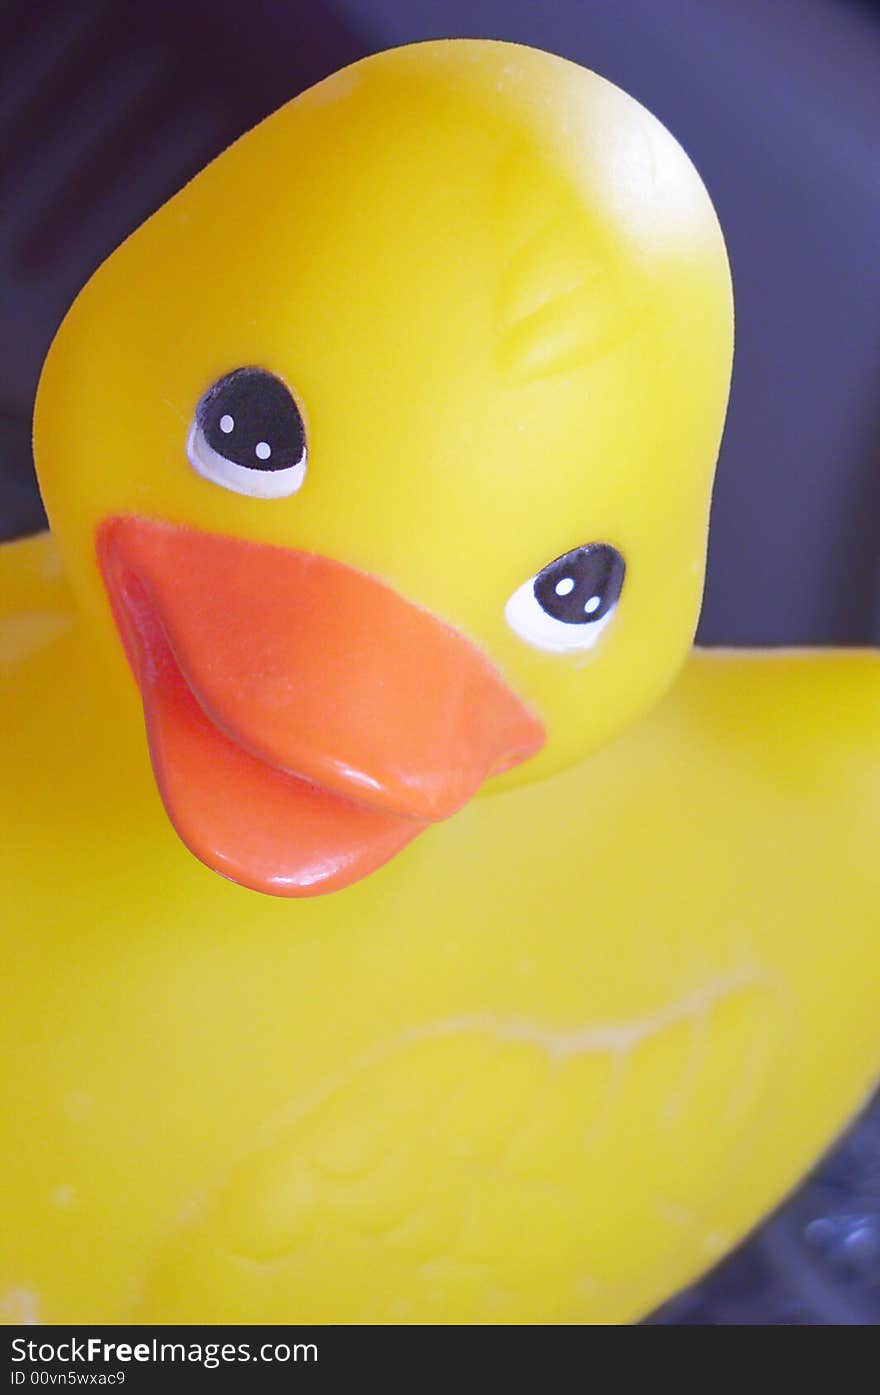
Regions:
[[186, 422, 307, 500], [505, 577, 615, 654], [555, 577, 575, 596], [585, 595, 601, 614], [255, 441, 272, 461], [219, 414, 234, 434]]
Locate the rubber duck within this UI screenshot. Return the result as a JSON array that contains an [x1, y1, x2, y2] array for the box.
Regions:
[[2, 40, 879, 1326]]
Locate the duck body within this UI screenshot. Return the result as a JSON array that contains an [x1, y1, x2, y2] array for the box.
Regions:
[[2, 532, 879, 1322], [2, 40, 879, 1324]]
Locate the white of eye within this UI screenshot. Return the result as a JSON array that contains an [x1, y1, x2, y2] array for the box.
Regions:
[[186, 422, 307, 500], [504, 577, 616, 654]]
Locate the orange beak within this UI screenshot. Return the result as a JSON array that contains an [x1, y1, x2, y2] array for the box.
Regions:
[[98, 517, 545, 896]]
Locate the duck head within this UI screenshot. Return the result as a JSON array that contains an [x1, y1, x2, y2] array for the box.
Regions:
[[33, 41, 733, 897]]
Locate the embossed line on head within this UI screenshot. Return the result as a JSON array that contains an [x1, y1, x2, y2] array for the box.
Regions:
[[492, 142, 647, 383]]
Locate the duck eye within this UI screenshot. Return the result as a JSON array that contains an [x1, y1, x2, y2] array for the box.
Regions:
[[505, 544, 626, 653], [186, 367, 307, 499]]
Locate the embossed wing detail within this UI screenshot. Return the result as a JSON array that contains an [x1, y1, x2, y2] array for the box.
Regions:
[[136, 972, 783, 1323]]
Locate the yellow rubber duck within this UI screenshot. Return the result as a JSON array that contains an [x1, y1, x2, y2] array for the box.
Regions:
[[2, 40, 879, 1326]]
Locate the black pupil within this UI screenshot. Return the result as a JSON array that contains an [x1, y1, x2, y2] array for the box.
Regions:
[[199, 367, 305, 472], [533, 544, 625, 624]]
